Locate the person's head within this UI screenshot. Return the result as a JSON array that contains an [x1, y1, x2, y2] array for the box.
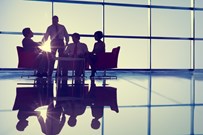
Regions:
[[91, 118, 100, 129], [16, 119, 28, 131], [68, 116, 77, 127], [72, 33, 80, 44], [94, 31, 103, 41], [22, 27, 33, 38], [52, 15, 59, 25]]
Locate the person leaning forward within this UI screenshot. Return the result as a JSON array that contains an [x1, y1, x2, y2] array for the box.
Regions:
[[22, 27, 49, 77]]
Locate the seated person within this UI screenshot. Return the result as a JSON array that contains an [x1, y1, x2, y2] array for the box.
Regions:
[[22, 27, 49, 77], [63, 32, 89, 77], [89, 31, 105, 77]]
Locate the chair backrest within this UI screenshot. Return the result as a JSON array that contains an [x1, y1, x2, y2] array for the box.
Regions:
[[17, 46, 38, 69], [94, 46, 120, 70], [111, 46, 120, 68], [13, 87, 52, 110]]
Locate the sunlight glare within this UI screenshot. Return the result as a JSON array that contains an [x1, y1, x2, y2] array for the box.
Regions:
[[39, 40, 51, 52], [35, 106, 48, 119]]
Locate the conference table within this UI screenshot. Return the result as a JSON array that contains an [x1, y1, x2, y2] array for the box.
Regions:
[[54, 57, 86, 78]]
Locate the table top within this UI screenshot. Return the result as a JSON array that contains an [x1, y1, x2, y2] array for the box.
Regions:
[[54, 57, 85, 61]]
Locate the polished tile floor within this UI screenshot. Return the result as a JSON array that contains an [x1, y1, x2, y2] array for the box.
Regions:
[[0, 70, 203, 135]]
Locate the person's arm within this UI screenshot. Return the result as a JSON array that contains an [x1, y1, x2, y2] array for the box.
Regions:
[[31, 40, 41, 47], [92, 43, 96, 54], [63, 26, 69, 46], [84, 44, 89, 54], [59, 113, 66, 130], [23, 38, 40, 50], [37, 115, 47, 134], [63, 45, 71, 56], [103, 42, 106, 52], [42, 27, 50, 43]]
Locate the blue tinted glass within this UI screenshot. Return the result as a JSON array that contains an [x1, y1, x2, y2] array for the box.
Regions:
[[0, 0, 52, 32], [152, 40, 191, 69], [152, 9, 191, 37], [152, 0, 190, 7], [105, 6, 148, 36], [54, 3, 103, 34]]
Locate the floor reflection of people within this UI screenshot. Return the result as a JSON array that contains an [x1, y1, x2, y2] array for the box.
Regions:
[[37, 77, 120, 133], [56, 78, 119, 130], [58, 78, 88, 127], [88, 79, 119, 129], [37, 102, 65, 135], [22, 27, 49, 77], [37, 78, 66, 135], [13, 77, 53, 132], [16, 106, 40, 131]]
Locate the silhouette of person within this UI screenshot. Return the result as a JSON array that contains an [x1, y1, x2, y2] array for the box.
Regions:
[[58, 78, 88, 127], [42, 15, 69, 77], [63, 99, 86, 127], [89, 31, 105, 77], [37, 102, 66, 135], [13, 77, 53, 132], [88, 79, 119, 129], [63, 32, 89, 77], [16, 106, 41, 131], [22, 27, 49, 77], [34, 76, 66, 135]]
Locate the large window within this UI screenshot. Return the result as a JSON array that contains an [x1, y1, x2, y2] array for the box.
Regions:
[[54, 3, 103, 35], [0, 0, 203, 69], [0, 0, 51, 68]]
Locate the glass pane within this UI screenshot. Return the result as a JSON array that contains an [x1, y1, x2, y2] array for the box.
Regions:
[[195, 0, 203, 8], [152, 9, 191, 37], [152, 107, 190, 135], [195, 107, 203, 134], [105, 38, 149, 69], [79, 37, 95, 52], [0, 34, 44, 68], [116, 77, 148, 106], [0, 0, 52, 32], [195, 79, 203, 103], [0, 35, 22, 68], [195, 11, 203, 38], [54, 3, 103, 35], [152, 75, 191, 105], [105, 6, 148, 36], [151, 40, 191, 69], [195, 41, 203, 69], [105, 0, 148, 5], [0, 80, 17, 110], [104, 108, 148, 135], [151, 0, 190, 7]]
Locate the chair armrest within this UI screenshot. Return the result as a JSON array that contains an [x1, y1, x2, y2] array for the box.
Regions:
[[18, 52, 38, 68], [96, 53, 114, 61], [94, 52, 117, 70]]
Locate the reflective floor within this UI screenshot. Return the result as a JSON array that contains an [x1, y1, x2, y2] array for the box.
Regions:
[[0, 70, 203, 135]]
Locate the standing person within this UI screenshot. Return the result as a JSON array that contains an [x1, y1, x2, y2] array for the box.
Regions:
[[22, 27, 49, 77], [37, 102, 66, 135], [89, 31, 105, 77], [42, 15, 69, 77], [63, 33, 89, 77]]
